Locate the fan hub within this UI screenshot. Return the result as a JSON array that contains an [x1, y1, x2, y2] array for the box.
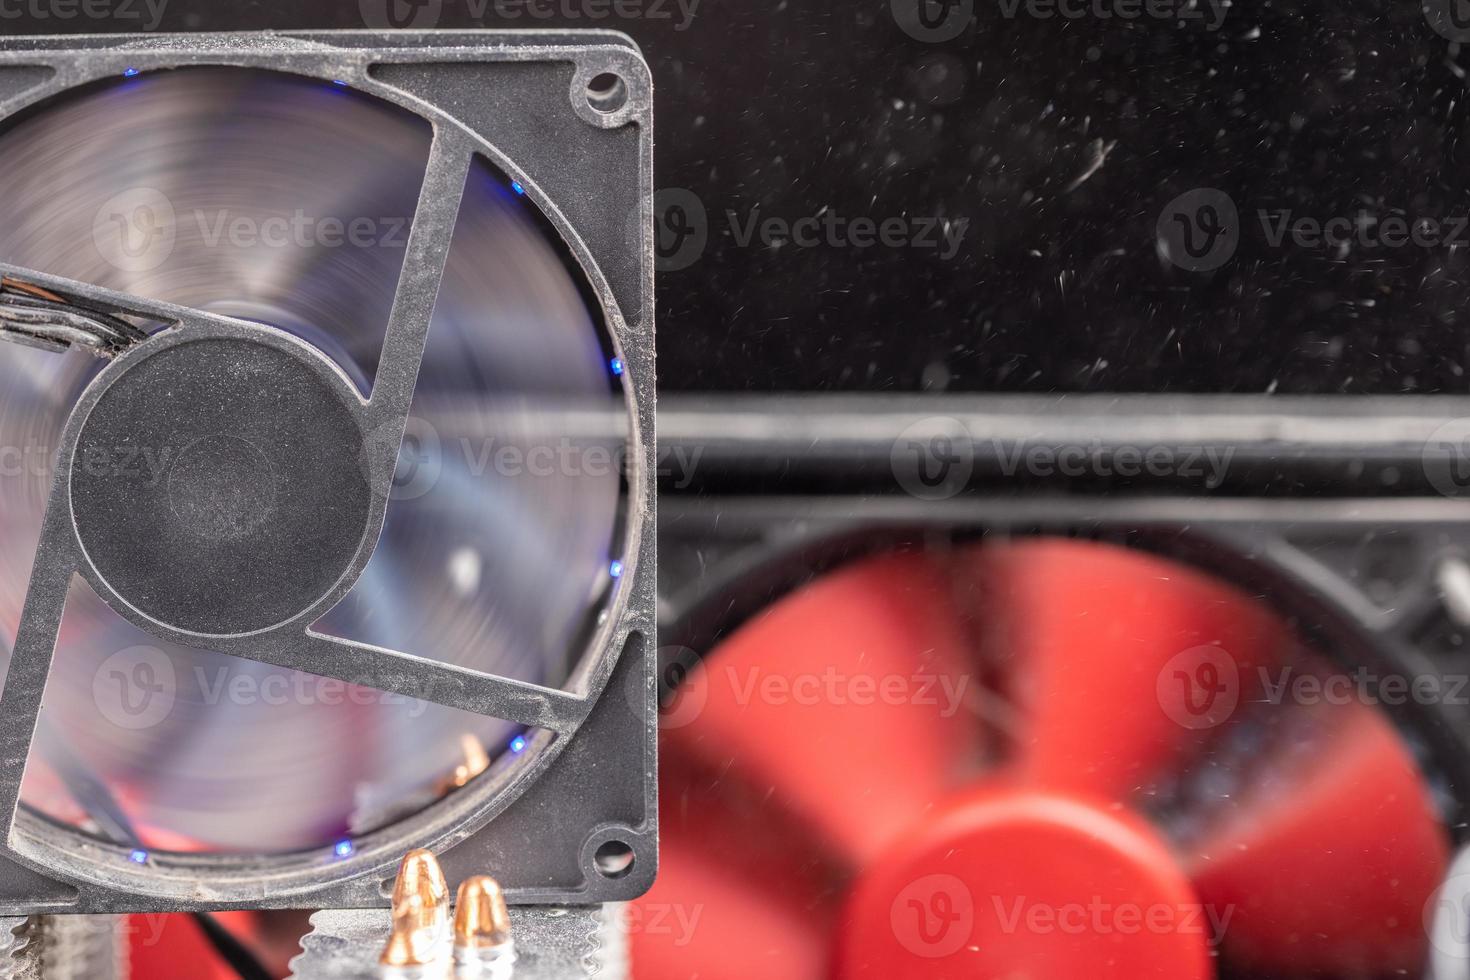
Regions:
[[836, 788, 1213, 979], [69, 333, 372, 637]]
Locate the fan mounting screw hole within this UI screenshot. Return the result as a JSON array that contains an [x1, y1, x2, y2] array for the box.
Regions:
[[593, 840, 635, 879], [586, 72, 628, 114]]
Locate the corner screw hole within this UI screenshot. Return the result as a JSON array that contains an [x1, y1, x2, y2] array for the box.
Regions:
[[593, 839, 635, 879], [586, 72, 628, 114]]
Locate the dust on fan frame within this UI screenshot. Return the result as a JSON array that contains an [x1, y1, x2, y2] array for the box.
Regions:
[[0, 30, 657, 919]]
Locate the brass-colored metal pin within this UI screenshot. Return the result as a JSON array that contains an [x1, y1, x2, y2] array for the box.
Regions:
[[453, 875, 513, 958], [380, 894, 438, 970], [450, 734, 491, 789], [379, 848, 450, 974], [392, 848, 450, 930]]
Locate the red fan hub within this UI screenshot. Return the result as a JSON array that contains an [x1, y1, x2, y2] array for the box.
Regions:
[[835, 787, 1215, 980]]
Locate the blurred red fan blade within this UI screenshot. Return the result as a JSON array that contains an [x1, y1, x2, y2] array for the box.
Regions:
[[1184, 692, 1448, 976], [646, 537, 1449, 979], [630, 743, 841, 979], [629, 827, 831, 980], [962, 539, 1288, 800], [663, 552, 983, 865]]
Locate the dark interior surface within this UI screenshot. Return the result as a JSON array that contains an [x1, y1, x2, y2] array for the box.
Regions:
[[6, 4, 1464, 394]]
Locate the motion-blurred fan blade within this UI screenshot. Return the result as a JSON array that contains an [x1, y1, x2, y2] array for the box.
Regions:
[[964, 539, 1290, 800], [0, 67, 622, 853], [1183, 691, 1448, 976], [631, 835, 828, 980], [663, 552, 983, 866], [650, 538, 1452, 979], [631, 750, 838, 980]]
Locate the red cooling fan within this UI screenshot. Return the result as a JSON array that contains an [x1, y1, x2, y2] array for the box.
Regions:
[[632, 538, 1451, 979]]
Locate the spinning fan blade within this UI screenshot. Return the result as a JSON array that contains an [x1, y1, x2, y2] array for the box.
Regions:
[[1184, 691, 1448, 976], [633, 749, 837, 980], [964, 539, 1290, 801], [0, 67, 622, 853], [645, 538, 1451, 979], [662, 552, 983, 865]]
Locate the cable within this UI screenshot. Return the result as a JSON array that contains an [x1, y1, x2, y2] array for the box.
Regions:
[[0, 276, 148, 357], [190, 912, 275, 980]]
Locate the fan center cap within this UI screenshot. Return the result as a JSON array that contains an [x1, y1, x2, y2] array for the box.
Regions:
[[836, 789, 1213, 980], [69, 333, 372, 637]]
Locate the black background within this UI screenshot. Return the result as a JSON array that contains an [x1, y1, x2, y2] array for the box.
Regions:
[[5, 0, 1469, 393]]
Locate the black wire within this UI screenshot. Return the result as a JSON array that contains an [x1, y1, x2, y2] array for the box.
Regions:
[[190, 912, 275, 980], [26, 720, 276, 980]]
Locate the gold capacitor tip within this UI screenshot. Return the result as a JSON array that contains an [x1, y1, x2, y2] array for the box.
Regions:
[[392, 848, 450, 920], [380, 894, 437, 969], [454, 875, 513, 950], [449, 734, 491, 789]]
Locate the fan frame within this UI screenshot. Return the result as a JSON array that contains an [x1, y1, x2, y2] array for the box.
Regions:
[[0, 30, 657, 914]]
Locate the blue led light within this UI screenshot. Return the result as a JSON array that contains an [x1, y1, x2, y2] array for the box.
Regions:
[[332, 79, 348, 87], [609, 560, 623, 579], [510, 180, 525, 195], [610, 358, 624, 376], [334, 839, 354, 859], [128, 849, 148, 865], [122, 67, 140, 78], [509, 735, 527, 754]]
